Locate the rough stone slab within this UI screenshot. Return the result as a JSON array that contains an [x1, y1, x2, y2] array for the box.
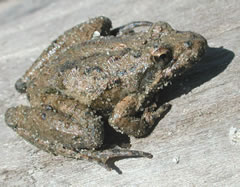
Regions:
[[0, 0, 240, 186]]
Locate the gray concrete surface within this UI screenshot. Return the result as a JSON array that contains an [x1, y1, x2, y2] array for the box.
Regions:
[[0, 0, 240, 186]]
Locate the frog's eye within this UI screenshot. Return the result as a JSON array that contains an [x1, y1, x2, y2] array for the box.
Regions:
[[150, 48, 172, 67]]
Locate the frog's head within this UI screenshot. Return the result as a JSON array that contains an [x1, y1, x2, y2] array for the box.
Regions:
[[141, 21, 207, 93]]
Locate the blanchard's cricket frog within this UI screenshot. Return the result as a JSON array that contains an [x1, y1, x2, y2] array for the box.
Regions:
[[5, 16, 207, 171]]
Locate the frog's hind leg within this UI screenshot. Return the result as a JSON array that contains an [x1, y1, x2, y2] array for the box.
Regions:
[[5, 105, 152, 172], [5, 105, 104, 155], [15, 16, 112, 93]]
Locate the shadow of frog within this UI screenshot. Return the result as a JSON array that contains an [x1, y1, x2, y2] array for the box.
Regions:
[[155, 46, 235, 106]]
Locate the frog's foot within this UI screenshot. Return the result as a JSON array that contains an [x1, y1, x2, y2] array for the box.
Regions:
[[59, 147, 153, 173], [85, 148, 153, 173], [142, 103, 171, 125]]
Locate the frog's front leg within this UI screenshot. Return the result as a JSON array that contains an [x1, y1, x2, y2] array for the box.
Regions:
[[109, 95, 171, 138]]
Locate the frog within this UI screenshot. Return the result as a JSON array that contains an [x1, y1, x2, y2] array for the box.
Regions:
[[5, 16, 207, 171]]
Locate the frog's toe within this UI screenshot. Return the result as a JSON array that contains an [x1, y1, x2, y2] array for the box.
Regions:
[[74, 148, 153, 173], [5, 107, 19, 129], [15, 78, 27, 93], [98, 148, 153, 173], [96, 148, 153, 165], [105, 148, 153, 159]]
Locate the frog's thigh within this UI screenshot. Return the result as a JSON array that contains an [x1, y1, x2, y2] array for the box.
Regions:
[[16, 16, 112, 93], [5, 105, 104, 153]]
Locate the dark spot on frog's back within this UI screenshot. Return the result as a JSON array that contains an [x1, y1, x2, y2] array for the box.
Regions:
[[84, 66, 103, 74], [41, 112, 46, 120], [117, 70, 127, 76], [183, 41, 192, 48], [131, 50, 142, 58], [59, 61, 78, 73]]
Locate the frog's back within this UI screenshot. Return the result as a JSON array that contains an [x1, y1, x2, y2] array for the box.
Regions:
[[35, 33, 150, 108]]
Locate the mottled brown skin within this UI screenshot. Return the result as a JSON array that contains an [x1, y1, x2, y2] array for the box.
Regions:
[[5, 16, 207, 171]]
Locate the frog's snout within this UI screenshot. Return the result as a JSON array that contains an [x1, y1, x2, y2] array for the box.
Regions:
[[5, 107, 18, 129]]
